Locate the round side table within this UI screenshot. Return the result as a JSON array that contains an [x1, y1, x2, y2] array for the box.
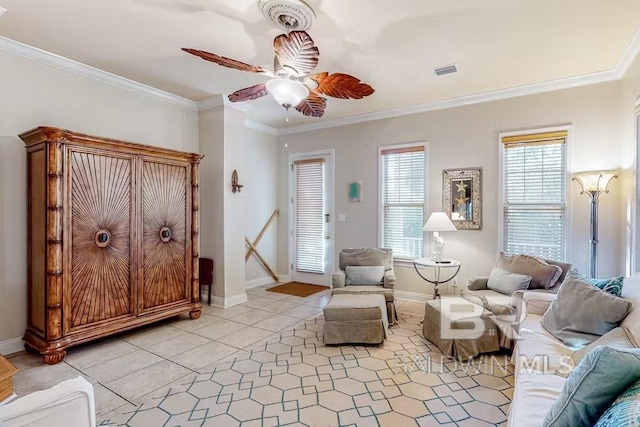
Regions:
[[413, 258, 461, 299]]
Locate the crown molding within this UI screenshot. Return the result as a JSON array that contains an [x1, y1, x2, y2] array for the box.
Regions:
[[616, 27, 640, 79], [245, 119, 279, 135], [196, 96, 224, 111], [285, 68, 619, 135], [0, 36, 199, 110], [3, 23, 639, 133], [282, 28, 640, 135], [195, 96, 278, 134]]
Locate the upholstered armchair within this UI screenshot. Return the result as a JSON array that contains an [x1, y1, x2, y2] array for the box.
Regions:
[[331, 248, 397, 323]]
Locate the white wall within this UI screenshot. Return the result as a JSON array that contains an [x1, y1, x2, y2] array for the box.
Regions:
[[620, 52, 640, 275], [198, 105, 226, 297], [223, 108, 278, 297], [0, 50, 199, 345], [277, 81, 626, 297], [199, 106, 279, 303], [241, 128, 279, 283]]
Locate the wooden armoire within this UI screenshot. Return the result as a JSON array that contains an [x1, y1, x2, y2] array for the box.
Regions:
[[21, 127, 203, 364]]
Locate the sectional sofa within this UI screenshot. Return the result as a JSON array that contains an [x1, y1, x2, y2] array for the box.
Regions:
[[507, 275, 640, 426]]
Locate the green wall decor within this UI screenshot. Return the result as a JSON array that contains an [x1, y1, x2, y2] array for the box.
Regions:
[[349, 181, 361, 202]]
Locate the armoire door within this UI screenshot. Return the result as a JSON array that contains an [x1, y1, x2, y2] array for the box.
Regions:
[[65, 148, 137, 332], [139, 158, 190, 313]]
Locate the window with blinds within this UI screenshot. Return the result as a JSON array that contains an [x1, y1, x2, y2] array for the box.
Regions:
[[502, 131, 567, 261], [294, 158, 325, 274], [380, 145, 426, 259]]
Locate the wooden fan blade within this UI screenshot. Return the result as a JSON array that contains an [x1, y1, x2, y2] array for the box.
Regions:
[[295, 92, 326, 118], [273, 31, 319, 76], [228, 83, 268, 103], [308, 72, 375, 99], [182, 48, 267, 74]]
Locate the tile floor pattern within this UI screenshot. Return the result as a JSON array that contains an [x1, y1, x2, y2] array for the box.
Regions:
[[8, 286, 514, 426]]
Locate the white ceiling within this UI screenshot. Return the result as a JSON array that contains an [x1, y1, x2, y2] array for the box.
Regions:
[[1, 0, 639, 128]]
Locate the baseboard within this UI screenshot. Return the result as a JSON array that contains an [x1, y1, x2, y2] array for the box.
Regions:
[[0, 337, 24, 356], [244, 276, 276, 290], [395, 290, 430, 303], [211, 292, 248, 308]]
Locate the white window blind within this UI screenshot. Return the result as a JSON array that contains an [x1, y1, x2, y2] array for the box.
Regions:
[[294, 159, 325, 274], [502, 131, 567, 261], [380, 145, 425, 258]]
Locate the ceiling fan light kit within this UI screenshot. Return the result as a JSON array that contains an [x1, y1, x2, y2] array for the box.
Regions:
[[266, 78, 309, 108], [181, 0, 374, 119]]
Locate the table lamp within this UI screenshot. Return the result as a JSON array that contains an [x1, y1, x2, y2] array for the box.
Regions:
[[423, 212, 457, 262]]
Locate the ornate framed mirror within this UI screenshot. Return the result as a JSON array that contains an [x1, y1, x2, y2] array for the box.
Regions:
[[443, 168, 482, 230]]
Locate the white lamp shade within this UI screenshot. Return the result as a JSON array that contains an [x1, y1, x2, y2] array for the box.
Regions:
[[423, 212, 457, 232], [573, 170, 618, 192], [266, 78, 309, 108]]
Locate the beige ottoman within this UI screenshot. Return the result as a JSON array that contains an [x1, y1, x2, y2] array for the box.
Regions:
[[423, 297, 500, 360], [323, 294, 388, 345]]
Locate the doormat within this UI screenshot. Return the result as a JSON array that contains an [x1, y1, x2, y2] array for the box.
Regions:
[[266, 282, 327, 298]]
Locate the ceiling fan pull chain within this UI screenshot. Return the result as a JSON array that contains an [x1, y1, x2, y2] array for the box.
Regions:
[[284, 109, 290, 148]]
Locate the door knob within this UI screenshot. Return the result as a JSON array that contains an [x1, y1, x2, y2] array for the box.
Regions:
[[325, 235, 330, 240]]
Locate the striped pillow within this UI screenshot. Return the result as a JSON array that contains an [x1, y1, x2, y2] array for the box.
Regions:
[[595, 376, 640, 426]]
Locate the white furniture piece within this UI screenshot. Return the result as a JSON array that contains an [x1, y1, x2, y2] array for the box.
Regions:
[[507, 275, 640, 427], [423, 212, 457, 262], [413, 258, 461, 299], [0, 376, 95, 427]]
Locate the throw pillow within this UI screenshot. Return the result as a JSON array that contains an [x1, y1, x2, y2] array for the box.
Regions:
[[496, 251, 562, 289], [544, 258, 573, 284], [595, 376, 640, 426], [339, 249, 392, 270], [543, 346, 640, 427], [345, 265, 385, 285], [541, 274, 632, 347], [487, 267, 532, 295], [573, 327, 637, 364], [567, 269, 624, 297], [467, 277, 489, 291]]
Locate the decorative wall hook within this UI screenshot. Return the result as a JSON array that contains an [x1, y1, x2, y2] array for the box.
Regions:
[[231, 169, 244, 193]]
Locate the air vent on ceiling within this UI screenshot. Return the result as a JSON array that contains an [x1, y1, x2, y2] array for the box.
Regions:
[[434, 65, 458, 76]]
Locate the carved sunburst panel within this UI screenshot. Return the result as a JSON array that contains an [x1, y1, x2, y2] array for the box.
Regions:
[[70, 151, 133, 328], [142, 161, 187, 309]]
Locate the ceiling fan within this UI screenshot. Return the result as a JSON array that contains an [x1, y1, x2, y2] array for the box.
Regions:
[[182, 29, 375, 118]]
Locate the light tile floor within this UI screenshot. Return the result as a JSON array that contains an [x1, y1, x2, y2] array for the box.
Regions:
[[8, 286, 513, 426], [8, 285, 330, 419]]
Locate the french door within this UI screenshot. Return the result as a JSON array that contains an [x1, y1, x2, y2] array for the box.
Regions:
[[291, 152, 334, 285]]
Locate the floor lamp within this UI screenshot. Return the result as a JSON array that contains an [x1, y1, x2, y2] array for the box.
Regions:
[[572, 170, 618, 278]]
